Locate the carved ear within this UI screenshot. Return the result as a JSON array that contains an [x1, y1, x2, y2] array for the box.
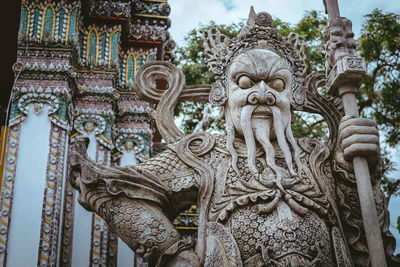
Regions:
[[200, 28, 230, 76]]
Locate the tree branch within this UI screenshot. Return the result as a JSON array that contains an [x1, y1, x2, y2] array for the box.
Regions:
[[308, 118, 325, 128], [386, 178, 400, 204]]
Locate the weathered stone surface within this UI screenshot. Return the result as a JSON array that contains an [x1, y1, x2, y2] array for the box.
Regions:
[[68, 9, 399, 267]]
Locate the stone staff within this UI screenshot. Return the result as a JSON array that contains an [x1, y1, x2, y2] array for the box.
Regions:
[[323, 0, 387, 266]]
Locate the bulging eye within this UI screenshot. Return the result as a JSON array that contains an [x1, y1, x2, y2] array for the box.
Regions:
[[237, 75, 254, 89], [268, 78, 285, 91]]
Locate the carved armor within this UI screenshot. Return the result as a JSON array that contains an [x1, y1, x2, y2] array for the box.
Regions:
[[70, 132, 396, 266]]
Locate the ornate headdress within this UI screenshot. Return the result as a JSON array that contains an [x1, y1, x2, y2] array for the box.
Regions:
[[201, 7, 307, 110]]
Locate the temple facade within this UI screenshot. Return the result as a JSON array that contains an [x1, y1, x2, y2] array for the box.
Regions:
[[0, 0, 176, 266]]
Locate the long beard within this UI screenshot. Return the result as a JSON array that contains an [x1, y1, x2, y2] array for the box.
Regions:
[[226, 105, 302, 180]]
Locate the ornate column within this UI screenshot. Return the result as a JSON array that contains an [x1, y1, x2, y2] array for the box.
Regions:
[[113, 93, 153, 267], [58, 11, 121, 262], [60, 86, 117, 266], [0, 76, 73, 267], [0, 2, 79, 266]]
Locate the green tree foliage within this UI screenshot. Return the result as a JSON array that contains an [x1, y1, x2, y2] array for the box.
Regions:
[[291, 10, 327, 73], [398, 216, 400, 235], [357, 10, 400, 208], [358, 9, 400, 147]]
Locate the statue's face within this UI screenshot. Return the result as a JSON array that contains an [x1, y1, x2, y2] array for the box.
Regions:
[[33, 102, 44, 115], [124, 141, 135, 151], [227, 49, 292, 139], [84, 122, 95, 133]]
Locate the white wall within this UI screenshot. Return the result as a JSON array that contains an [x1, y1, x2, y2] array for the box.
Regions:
[[7, 104, 51, 266], [120, 149, 137, 167], [117, 148, 137, 267]]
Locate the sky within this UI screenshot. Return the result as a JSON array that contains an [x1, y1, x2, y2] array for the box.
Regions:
[[169, 0, 400, 45], [168, 0, 400, 254]]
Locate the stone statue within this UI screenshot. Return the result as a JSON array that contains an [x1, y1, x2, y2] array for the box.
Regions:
[[69, 9, 399, 267]]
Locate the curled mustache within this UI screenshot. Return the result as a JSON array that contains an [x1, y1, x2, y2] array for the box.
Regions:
[[240, 105, 258, 174], [270, 106, 296, 176], [226, 104, 302, 180]]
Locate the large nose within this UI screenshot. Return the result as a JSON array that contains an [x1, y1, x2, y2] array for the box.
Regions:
[[247, 81, 276, 105]]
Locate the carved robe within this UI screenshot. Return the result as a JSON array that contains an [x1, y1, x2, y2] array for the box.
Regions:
[[70, 134, 397, 267]]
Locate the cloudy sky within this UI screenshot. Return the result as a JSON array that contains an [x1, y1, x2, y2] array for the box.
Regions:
[[169, 0, 400, 45], [168, 0, 400, 253]]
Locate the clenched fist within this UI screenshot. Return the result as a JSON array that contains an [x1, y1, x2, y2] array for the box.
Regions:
[[337, 115, 380, 168]]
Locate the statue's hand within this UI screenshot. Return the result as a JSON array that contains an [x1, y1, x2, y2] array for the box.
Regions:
[[337, 115, 380, 169], [68, 137, 95, 211], [69, 137, 89, 186]]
